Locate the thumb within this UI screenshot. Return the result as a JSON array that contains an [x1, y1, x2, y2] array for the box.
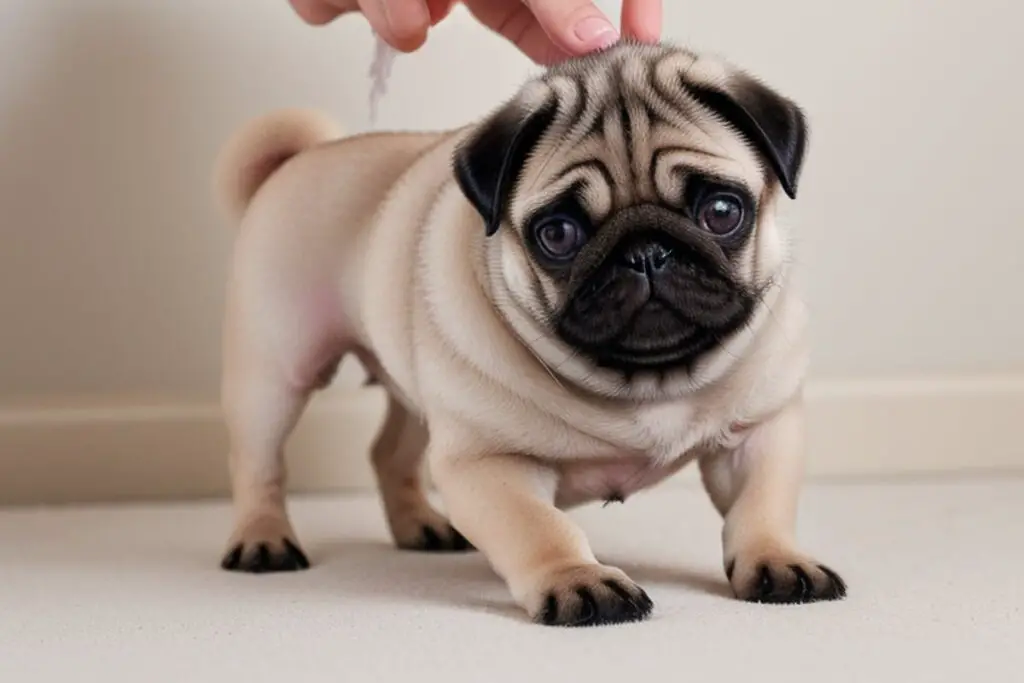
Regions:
[[523, 0, 620, 56]]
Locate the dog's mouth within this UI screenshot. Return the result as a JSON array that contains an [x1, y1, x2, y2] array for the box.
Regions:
[[555, 263, 755, 373], [600, 302, 715, 364], [566, 301, 741, 372]]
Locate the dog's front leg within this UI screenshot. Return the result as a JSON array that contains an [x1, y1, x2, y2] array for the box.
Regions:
[[699, 396, 847, 603], [429, 431, 653, 627]]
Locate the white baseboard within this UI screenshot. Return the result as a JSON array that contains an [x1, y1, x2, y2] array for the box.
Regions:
[[1, 376, 1022, 506]]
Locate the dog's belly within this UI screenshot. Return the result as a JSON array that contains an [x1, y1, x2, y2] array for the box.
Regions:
[[554, 453, 696, 509]]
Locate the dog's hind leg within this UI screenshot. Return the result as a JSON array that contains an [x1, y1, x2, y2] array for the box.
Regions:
[[217, 277, 341, 573], [219, 345, 321, 573], [370, 390, 473, 553]]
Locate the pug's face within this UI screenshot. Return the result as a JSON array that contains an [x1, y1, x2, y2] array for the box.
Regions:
[[454, 42, 808, 398]]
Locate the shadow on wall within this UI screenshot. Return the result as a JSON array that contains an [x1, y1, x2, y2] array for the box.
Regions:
[[0, 4, 370, 401]]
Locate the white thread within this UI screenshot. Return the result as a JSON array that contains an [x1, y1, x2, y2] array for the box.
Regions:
[[367, 31, 397, 128]]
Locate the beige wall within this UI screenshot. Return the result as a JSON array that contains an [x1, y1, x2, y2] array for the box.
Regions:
[[1, 1, 1022, 502]]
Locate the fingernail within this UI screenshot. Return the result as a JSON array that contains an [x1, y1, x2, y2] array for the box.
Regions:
[[573, 16, 619, 49]]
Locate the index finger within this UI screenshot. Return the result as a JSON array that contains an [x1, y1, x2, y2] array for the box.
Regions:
[[620, 0, 662, 44], [375, 0, 433, 52]]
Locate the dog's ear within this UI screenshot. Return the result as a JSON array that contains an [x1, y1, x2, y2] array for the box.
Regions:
[[687, 72, 808, 199], [453, 100, 558, 236]]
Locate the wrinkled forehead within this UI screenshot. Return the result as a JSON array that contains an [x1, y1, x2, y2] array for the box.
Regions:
[[508, 48, 766, 227]]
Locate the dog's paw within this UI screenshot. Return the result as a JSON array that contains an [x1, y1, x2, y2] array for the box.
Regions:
[[527, 564, 653, 627], [396, 520, 474, 553], [221, 516, 310, 573], [727, 545, 846, 604], [391, 505, 475, 553]]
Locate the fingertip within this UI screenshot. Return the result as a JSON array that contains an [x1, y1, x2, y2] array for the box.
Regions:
[[621, 0, 662, 44], [571, 15, 620, 53], [426, 0, 456, 25], [626, 23, 660, 45], [528, 2, 619, 56], [381, 1, 432, 52], [386, 29, 429, 52], [288, 0, 346, 25]]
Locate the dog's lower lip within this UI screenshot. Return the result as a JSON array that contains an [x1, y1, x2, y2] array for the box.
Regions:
[[575, 302, 727, 370], [606, 334, 698, 359], [614, 339, 691, 355], [592, 346, 696, 371]]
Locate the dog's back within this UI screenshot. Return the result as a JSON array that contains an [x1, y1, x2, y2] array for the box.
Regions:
[[213, 108, 447, 228]]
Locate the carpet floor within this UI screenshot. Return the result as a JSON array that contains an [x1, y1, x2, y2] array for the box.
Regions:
[[1, 476, 1021, 682]]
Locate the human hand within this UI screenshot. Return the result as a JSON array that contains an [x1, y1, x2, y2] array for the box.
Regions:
[[287, 0, 662, 65]]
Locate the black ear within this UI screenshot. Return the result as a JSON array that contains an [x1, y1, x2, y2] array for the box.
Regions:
[[453, 100, 558, 236], [688, 74, 808, 199]]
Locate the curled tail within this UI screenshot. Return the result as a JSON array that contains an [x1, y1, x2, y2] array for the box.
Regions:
[[213, 108, 343, 223]]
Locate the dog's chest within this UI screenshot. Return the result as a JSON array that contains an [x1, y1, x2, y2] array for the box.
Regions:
[[599, 399, 731, 461], [553, 454, 695, 509], [551, 400, 738, 508]]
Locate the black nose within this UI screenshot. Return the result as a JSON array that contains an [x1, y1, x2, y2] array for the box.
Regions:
[[620, 238, 673, 274]]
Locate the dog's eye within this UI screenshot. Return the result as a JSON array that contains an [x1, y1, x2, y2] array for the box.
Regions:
[[534, 216, 587, 261], [698, 193, 744, 236]]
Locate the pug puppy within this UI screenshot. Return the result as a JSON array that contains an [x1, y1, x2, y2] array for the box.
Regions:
[[213, 40, 846, 627]]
